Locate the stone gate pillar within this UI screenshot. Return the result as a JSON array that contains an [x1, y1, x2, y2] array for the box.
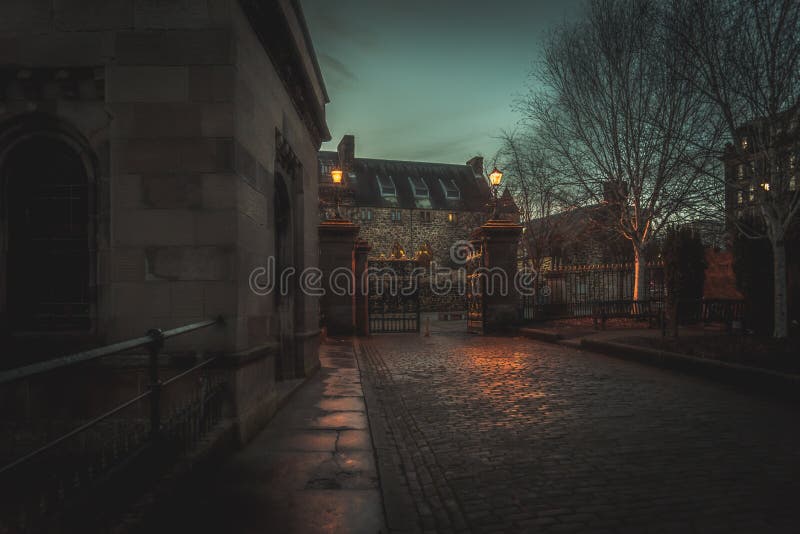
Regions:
[[319, 220, 359, 336], [353, 239, 372, 336], [479, 220, 523, 334]]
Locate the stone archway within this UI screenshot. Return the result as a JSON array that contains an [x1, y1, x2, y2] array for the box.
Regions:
[[0, 114, 97, 342]]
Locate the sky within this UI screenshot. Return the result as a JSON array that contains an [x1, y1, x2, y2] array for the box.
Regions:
[[301, 0, 586, 165]]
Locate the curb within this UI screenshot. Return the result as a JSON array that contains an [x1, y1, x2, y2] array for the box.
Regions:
[[518, 327, 564, 343], [580, 338, 800, 402]]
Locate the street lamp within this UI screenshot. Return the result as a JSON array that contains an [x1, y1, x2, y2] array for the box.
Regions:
[[488, 167, 503, 219], [330, 168, 344, 219], [489, 167, 503, 188]]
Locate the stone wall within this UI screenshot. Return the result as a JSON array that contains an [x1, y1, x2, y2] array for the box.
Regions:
[[0, 0, 329, 453], [341, 207, 485, 311], [0, 0, 325, 366], [341, 206, 485, 265]]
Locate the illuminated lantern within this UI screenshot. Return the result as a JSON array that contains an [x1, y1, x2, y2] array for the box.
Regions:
[[489, 167, 503, 187]]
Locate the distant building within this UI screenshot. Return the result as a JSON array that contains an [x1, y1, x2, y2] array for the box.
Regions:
[[525, 204, 631, 269], [319, 135, 492, 268], [722, 105, 799, 229], [318, 135, 497, 311], [721, 106, 800, 327]]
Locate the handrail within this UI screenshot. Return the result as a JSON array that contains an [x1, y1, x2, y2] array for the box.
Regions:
[[0, 390, 153, 477], [0, 317, 224, 385]]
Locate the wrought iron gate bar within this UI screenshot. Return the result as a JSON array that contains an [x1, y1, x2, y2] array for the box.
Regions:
[[367, 259, 420, 334]]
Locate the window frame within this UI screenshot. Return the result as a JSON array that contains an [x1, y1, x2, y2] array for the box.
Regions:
[[407, 176, 429, 198], [439, 177, 461, 200], [377, 175, 397, 197]]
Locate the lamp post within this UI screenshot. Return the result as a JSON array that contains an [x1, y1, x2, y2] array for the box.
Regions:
[[488, 167, 503, 220], [330, 168, 344, 219]]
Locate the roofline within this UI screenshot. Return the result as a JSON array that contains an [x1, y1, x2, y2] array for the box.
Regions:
[[290, 0, 330, 104], [319, 151, 477, 170]]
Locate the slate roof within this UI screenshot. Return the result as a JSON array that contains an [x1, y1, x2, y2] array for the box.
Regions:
[[319, 151, 491, 212]]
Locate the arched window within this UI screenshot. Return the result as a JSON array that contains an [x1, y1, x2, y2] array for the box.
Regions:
[[2, 135, 93, 333]]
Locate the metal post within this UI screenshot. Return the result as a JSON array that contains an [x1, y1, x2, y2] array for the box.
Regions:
[[146, 328, 165, 442]]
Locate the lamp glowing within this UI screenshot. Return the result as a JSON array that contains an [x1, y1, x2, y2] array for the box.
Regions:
[[489, 167, 503, 187], [331, 169, 343, 184]]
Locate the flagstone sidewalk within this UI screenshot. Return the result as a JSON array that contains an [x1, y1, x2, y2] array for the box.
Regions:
[[139, 337, 386, 534]]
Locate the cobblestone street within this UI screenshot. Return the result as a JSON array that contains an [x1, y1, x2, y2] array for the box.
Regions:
[[357, 331, 800, 533]]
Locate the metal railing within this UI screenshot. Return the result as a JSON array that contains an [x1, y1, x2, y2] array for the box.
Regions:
[[0, 317, 225, 533], [521, 262, 665, 322]]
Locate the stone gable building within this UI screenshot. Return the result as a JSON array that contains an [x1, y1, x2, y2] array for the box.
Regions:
[[0, 0, 330, 436], [319, 135, 491, 268]]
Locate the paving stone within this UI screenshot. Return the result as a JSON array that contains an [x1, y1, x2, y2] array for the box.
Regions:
[[357, 332, 800, 534]]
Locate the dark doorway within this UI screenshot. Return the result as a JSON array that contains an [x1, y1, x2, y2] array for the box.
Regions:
[[273, 174, 294, 380], [2, 136, 92, 333]]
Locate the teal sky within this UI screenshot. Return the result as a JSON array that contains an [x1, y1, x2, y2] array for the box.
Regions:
[[301, 0, 585, 165]]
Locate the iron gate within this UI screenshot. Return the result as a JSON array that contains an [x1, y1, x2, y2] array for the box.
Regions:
[[367, 258, 420, 333], [466, 240, 485, 334]]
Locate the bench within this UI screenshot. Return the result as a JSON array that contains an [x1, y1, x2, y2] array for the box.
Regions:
[[592, 300, 658, 330]]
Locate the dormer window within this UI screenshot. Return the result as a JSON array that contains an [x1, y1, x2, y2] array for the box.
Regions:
[[377, 175, 396, 196], [439, 178, 461, 199], [408, 176, 429, 198]]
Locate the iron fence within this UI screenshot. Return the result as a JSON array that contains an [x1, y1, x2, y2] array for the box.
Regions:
[[521, 262, 665, 321], [0, 317, 225, 533]]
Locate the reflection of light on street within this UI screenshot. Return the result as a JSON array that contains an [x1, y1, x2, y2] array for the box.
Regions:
[[462, 345, 551, 429]]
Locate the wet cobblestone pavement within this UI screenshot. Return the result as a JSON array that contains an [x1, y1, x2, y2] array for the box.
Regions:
[[357, 332, 800, 533]]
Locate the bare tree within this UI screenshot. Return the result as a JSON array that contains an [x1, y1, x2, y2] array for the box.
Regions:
[[667, 0, 800, 338], [493, 130, 562, 273], [518, 0, 720, 302]]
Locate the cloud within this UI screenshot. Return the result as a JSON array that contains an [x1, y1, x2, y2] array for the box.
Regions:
[[318, 53, 358, 83]]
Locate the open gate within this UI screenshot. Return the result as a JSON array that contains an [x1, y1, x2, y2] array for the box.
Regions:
[[367, 258, 420, 333]]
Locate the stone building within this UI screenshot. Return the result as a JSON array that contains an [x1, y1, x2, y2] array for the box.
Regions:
[[318, 136, 493, 311], [0, 0, 329, 426], [319, 135, 491, 266]]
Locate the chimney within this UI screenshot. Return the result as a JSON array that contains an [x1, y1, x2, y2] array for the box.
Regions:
[[466, 156, 484, 178], [337, 135, 355, 172]]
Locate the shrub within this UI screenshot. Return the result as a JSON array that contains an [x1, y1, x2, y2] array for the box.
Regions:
[[663, 226, 707, 330], [732, 233, 774, 336]]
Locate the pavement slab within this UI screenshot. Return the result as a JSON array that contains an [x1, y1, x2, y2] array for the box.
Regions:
[[139, 338, 386, 534]]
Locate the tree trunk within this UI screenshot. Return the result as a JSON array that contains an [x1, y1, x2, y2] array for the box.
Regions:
[[633, 246, 646, 302], [772, 239, 788, 339]]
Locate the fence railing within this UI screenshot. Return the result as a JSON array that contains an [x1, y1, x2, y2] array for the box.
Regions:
[[521, 262, 665, 322], [0, 317, 225, 533], [674, 299, 746, 327]]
